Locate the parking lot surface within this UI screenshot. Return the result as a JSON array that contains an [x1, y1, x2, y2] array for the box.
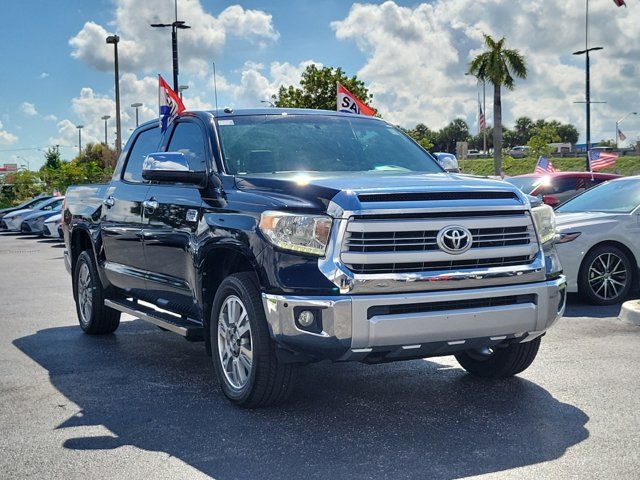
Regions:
[[1, 232, 639, 479]]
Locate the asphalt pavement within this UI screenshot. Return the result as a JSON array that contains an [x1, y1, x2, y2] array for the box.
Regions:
[[1, 232, 638, 479]]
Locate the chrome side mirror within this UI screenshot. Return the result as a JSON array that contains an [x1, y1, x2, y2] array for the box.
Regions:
[[142, 152, 207, 186]]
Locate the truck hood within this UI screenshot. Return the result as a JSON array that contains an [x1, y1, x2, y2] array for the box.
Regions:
[[235, 172, 520, 212]]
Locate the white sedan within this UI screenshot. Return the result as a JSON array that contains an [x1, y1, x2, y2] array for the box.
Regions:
[[555, 176, 640, 305], [42, 213, 62, 239]]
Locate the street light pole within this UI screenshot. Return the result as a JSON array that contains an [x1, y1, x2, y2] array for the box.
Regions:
[[150, 1, 191, 93], [178, 84, 189, 99], [130, 102, 143, 127], [76, 125, 84, 158], [615, 112, 637, 149], [106, 35, 122, 156], [101, 115, 111, 145]]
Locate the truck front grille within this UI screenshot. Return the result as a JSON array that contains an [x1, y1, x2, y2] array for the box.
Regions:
[[340, 211, 538, 275]]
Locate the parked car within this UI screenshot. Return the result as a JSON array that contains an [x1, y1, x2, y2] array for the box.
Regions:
[[432, 152, 460, 172], [0, 195, 52, 227], [43, 213, 63, 239], [555, 176, 640, 305], [2, 196, 64, 231], [20, 202, 63, 234], [508, 146, 531, 158], [505, 172, 620, 207], [63, 108, 564, 408]]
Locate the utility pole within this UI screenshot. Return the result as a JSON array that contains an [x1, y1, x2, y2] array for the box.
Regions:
[[76, 125, 84, 158], [106, 35, 122, 155], [178, 84, 189, 99], [101, 115, 111, 145], [151, 0, 191, 92], [131, 103, 143, 127]]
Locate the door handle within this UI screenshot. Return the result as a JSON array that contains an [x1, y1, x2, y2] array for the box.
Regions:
[[103, 196, 115, 208], [143, 199, 159, 213]]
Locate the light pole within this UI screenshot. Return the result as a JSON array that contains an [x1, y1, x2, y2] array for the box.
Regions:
[[16, 155, 30, 171], [260, 100, 275, 107], [616, 112, 637, 149], [101, 115, 111, 145], [131, 102, 143, 127], [76, 125, 84, 158], [151, 1, 191, 92], [178, 84, 189, 100], [106, 35, 122, 156]]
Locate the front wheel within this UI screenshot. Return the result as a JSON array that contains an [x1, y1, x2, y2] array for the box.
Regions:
[[455, 337, 541, 378], [578, 245, 633, 305], [210, 272, 296, 408]]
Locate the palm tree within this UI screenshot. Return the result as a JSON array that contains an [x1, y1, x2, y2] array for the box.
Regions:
[[469, 35, 527, 174]]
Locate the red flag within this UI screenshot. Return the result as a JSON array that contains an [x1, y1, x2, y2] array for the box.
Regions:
[[336, 82, 377, 116], [613, 0, 626, 7], [158, 75, 185, 133]]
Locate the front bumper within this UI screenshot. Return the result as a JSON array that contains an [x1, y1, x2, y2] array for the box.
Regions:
[[263, 276, 566, 362]]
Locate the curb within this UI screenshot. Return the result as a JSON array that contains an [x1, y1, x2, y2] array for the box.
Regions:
[[619, 300, 640, 326]]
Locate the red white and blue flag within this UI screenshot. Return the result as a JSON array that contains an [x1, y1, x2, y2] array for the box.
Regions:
[[589, 150, 618, 171], [617, 127, 627, 141], [613, 0, 626, 7], [158, 75, 185, 134], [478, 97, 486, 132], [534, 156, 557, 174], [336, 82, 376, 116]]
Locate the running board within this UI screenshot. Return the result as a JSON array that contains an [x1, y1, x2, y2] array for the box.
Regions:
[[105, 298, 204, 341]]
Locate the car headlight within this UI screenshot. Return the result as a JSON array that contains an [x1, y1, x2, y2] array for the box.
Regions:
[[259, 211, 332, 256], [531, 204, 556, 244]]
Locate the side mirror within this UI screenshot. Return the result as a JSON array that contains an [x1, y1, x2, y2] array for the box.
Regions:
[[142, 152, 207, 186], [542, 194, 559, 207]]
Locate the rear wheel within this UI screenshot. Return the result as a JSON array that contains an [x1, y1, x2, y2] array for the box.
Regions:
[[73, 250, 120, 334], [455, 337, 541, 378], [210, 272, 296, 408], [579, 245, 632, 305]]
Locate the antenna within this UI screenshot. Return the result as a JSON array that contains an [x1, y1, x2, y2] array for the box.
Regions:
[[213, 61, 219, 113]]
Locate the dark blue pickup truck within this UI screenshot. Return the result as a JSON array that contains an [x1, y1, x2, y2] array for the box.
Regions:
[[63, 108, 565, 407]]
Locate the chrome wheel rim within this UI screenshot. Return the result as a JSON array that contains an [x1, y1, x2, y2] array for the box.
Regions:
[[77, 262, 93, 325], [217, 295, 253, 390], [588, 252, 627, 301]]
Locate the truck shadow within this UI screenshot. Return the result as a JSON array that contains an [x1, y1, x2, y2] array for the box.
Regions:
[[14, 321, 589, 480]]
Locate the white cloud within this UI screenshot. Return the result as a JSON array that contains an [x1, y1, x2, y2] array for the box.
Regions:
[[39, 72, 50, 79], [0, 120, 18, 145], [332, 0, 640, 142], [43, 114, 58, 122], [69, 1, 278, 74], [21, 102, 38, 116]]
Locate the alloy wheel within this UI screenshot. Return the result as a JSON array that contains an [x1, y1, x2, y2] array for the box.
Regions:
[[588, 252, 628, 301], [77, 262, 93, 325], [217, 295, 253, 390]]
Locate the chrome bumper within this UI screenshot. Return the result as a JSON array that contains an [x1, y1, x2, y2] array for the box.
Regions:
[[262, 276, 566, 362]]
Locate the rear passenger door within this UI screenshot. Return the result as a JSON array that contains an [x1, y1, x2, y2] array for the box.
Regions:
[[101, 125, 161, 292], [141, 119, 208, 314]]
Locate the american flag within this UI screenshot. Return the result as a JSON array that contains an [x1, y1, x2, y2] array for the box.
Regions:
[[589, 150, 618, 171], [617, 127, 627, 141], [478, 99, 486, 132], [534, 156, 557, 174], [613, 0, 626, 7]]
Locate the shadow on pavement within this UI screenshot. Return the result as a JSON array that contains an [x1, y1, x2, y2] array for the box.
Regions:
[[14, 321, 589, 480], [564, 293, 623, 319]]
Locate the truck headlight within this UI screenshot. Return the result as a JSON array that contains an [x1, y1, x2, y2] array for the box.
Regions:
[[259, 211, 332, 256], [531, 204, 556, 244]]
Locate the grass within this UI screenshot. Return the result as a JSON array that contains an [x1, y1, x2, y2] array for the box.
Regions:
[[459, 156, 640, 177]]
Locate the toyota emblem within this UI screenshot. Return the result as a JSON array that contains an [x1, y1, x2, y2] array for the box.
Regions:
[[437, 226, 473, 254]]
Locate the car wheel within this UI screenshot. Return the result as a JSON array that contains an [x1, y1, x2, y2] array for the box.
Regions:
[[455, 337, 541, 378], [73, 250, 120, 334], [210, 272, 296, 408], [579, 245, 633, 305]]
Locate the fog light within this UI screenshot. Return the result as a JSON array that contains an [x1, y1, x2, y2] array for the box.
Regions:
[[297, 310, 315, 327]]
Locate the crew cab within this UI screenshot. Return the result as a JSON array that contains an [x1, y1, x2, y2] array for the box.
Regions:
[[63, 109, 565, 407]]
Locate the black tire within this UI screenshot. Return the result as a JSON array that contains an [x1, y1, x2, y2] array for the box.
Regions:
[[73, 250, 120, 334], [455, 337, 541, 378], [578, 244, 633, 305], [210, 272, 296, 408]]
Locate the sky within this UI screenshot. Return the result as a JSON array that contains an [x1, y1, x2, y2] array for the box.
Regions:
[[0, 0, 638, 170]]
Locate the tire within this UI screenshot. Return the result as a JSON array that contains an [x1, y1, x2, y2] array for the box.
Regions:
[[578, 244, 633, 305], [210, 272, 296, 408], [455, 337, 541, 378], [73, 250, 120, 334]]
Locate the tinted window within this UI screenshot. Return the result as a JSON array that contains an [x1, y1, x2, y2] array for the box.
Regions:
[[167, 122, 207, 172], [557, 179, 640, 213], [548, 177, 586, 204], [505, 177, 539, 194], [217, 115, 442, 175], [123, 127, 161, 182]]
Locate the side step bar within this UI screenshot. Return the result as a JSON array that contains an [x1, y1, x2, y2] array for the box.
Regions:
[[105, 298, 204, 341]]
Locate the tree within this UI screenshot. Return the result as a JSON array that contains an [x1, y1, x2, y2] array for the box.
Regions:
[[513, 116, 534, 146], [435, 119, 470, 152], [274, 65, 374, 111], [527, 124, 560, 159], [556, 123, 579, 145], [469, 35, 528, 174], [76, 143, 117, 170], [406, 123, 437, 151], [43, 147, 62, 170]]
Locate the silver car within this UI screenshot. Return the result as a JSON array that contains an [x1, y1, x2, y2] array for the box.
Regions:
[[2, 197, 64, 231]]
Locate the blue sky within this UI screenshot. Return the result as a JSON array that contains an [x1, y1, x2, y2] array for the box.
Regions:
[[1, 0, 638, 170]]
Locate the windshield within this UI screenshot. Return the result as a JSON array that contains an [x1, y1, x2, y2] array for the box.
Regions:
[[504, 176, 541, 194], [557, 179, 640, 213], [31, 199, 52, 210], [216, 114, 442, 175]]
